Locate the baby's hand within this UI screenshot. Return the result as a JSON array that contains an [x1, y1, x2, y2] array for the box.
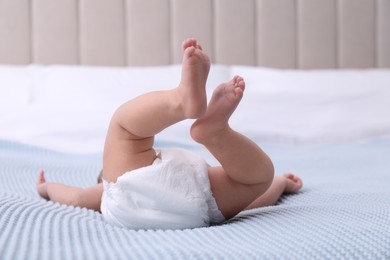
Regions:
[[36, 170, 49, 199]]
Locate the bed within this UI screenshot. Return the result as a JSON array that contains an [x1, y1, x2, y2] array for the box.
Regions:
[[1, 0, 390, 259]]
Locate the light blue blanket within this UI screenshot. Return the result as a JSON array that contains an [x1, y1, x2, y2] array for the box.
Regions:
[[0, 138, 389, 259]]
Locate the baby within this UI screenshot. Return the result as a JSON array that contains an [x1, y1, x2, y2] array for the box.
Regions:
[[37, 39, 302, 230]]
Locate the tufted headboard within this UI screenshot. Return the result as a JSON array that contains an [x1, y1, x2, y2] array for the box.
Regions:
[[0, 0, 389, 68]]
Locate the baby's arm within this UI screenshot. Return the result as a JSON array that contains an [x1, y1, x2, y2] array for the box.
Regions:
[[36, 170, 103, 212]]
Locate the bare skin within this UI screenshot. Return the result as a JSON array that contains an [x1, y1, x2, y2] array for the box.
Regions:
[[245, 173, 303, 210], [101, 38, 210, 183], [190, 76, 275, 218], [36, 38, 303, 221], [36, 171, 302, 212], [37, 170, 102, 211]]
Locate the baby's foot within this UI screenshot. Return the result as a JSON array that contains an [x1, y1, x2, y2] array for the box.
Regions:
[[282, 173, 303, 194], [190, 76, 245, 143], [36, 170, 49, 199], [177, 38, 210, 118]]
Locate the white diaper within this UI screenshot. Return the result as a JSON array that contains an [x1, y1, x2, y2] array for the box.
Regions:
[[100, 148, 225, 230]]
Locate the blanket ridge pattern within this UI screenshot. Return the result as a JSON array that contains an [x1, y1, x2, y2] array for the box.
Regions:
[[0, 140, 389, 259]]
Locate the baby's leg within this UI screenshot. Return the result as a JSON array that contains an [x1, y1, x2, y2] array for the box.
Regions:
[[245, 173, 303, 210], [36, 170, 102, 212], [103, 39, 210, 182], [191, 76, 274, 219]]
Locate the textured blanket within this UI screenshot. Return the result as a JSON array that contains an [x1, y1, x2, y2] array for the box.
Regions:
[[0, 139, 389, 259]]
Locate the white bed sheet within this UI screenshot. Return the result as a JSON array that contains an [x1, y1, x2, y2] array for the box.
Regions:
[[1, 65, 390, 153]]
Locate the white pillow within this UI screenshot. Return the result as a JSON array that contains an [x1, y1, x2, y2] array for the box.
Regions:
[[2, 64, 390, 153], [229, 66, 390, 144], [32, 64, 229, 110], [0, 66, 32, 111], [0, 65, 231, 153]]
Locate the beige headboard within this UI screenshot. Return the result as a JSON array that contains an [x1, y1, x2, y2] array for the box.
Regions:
[[0, 0, 389, 68]]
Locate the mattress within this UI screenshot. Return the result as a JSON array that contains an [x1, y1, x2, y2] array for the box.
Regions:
[[1, 138, 389, 259]]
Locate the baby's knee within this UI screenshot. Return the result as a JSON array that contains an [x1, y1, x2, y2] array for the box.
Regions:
[[249, 159, 274, 186], [263, 163, 275, 189]]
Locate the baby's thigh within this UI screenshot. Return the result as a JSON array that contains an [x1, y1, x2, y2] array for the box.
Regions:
[[103, 124, 156, 182]]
